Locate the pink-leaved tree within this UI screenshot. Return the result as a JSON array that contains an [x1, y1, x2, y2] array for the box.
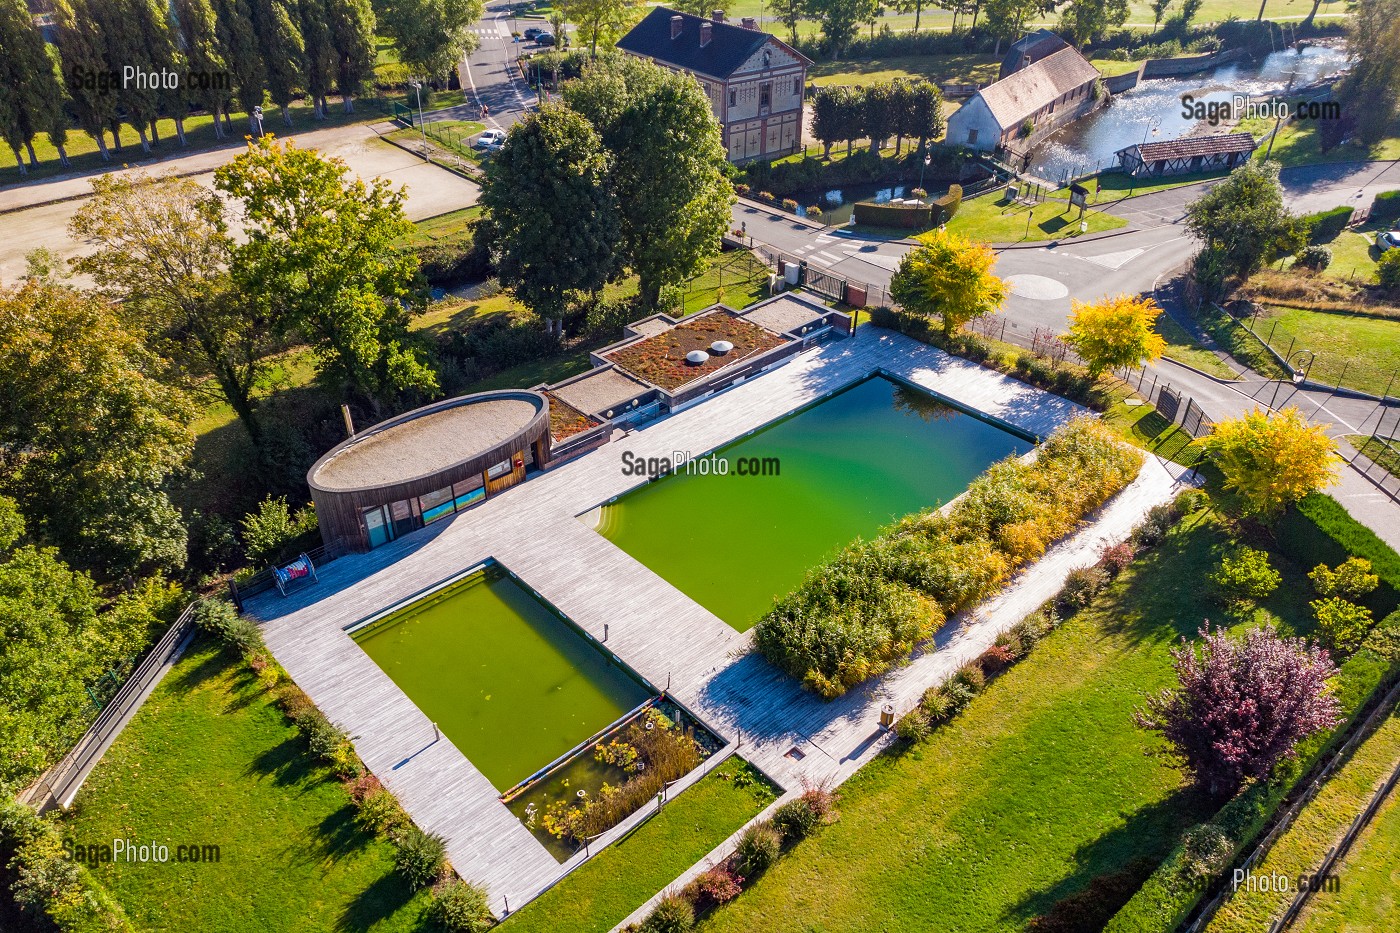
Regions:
[[1136, 624, 1341, 799]]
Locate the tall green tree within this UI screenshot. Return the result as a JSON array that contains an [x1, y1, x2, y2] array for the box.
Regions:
[[565, 58, 732, 309], [558, 0, 643, 56], [669, 0, 733, 14], [1150, 0, 1172, 28], [299, 0, 337, 118], [903, 79, 944, 151], [983, 0, 1039, 54], [174, 0, 236, 138], [483, 107, 621, 320], [0, 0, 69, 172], [1186, 160, 1302, 295], [810, 85, 844, 158], [890, 230, 1006, 336], [0, 283, 195, 577], [1337, 0, 1400, 146], [251, 0, 306, 126], [890, 0, 929, 31], [70, 172, 276, 445], [805, 0, 879, 56], [378, 0, 483, 82], [1061, 0, 1130, 44], [215, 136, 437, 412], [329, 0, 376, 112], [861, 81, 896, 150], [769, 0, 806, 42], [53, 0, 121, 159], [214, 0, 268, 132]]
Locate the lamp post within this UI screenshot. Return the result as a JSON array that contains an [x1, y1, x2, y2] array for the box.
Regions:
[[409, 80, 428, 160], [1270, 348, 1314, 409], [918, 151, 931, 198], [251, 105, 264, 137]]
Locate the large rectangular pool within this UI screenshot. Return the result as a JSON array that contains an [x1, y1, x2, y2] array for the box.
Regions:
[[352, 564, 652, 791], [590, 376, 1033, 630]]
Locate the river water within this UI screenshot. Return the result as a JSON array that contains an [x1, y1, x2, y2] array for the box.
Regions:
[[1027, 43, 1351, 183]]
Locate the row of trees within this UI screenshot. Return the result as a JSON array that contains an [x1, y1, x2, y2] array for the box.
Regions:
[[0, 0, 482, 173], [483, 55, 733, 316], [809, 80, 944, 157]]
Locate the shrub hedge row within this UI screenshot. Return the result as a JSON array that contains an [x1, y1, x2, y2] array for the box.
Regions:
[[755, 417, 1143, 698], [1372, 190, 1400, 222], [1301, 206, 1353, 245]]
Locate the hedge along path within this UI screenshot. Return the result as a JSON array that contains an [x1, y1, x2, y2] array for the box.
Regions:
[[606, 454, 1194, 932]]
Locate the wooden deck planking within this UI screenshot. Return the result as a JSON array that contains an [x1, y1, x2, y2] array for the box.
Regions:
[[245, 326, 1174, 915]]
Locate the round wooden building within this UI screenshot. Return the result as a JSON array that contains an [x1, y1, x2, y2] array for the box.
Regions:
[[308, 390, 552, 553]]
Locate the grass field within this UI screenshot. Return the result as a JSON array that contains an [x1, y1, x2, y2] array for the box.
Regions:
[[1188, 303, 1291, 380], [61, 638, 431, 932], [1207, 700, 1400, 932], [1294, 734, 1400, 932], [1318, 222, 1387, 286], [808, 53, 1000, 88], [1350, 435, 1400, 480], [1156, 311, 1240, 379], [1239, 108, 1400, 169], [498, 757, 775, 933], [1255, 305, 1400, 397], [1103, 396, 1207, 466], [946, 192, 1127, 242], [697, 509, 1330, 933]]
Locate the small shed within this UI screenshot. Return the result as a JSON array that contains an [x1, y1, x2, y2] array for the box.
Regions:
[[1116, 133, 1256, 178]]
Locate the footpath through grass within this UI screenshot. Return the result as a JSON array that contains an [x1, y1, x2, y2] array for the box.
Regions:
[[61, 638, 431, 933], [499, 757, 774, 933], [698, 509, 1324, 933], [1207, 698, 1400, 932]]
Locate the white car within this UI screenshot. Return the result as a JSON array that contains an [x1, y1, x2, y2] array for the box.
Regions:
[[1379, 231, 1400, 252], [475, 129, 506, 151]]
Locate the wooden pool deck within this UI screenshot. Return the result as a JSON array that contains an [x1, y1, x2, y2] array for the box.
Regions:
[[245, 326, 1192, 916]]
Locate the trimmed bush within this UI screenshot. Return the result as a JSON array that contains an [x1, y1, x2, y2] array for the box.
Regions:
[[1362, 609, 1400, 660], [641, 893, 695, 933], [1311, 597, 1374, 652], [895, 710, 932, 741], [932, 183, 963, 224], [755, 417, 1142, 696], [1211, 546, 1281, 610], [734, 821, 781, 877], [395, 825, 447, 891], [194, 597, 264, 655], [684, 866, 743, 908], [1379, 249, 1400, 290], [1310, 557, 1380, 600], [1060, 566, 1111, 612], [772, 798, 822, 842], [1301, 205, 1353, 244], [1371, 189, 1400, 222], [426, 878, 495, 932], [1295, 244, 1332, 270]]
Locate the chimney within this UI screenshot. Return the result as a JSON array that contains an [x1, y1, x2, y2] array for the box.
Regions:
[[741, 16, 757, 28], [1022, 54, 1032, 70], [712, 9, 725, 21], [700, 21, 712, 46], [671, 14, 682, 39]]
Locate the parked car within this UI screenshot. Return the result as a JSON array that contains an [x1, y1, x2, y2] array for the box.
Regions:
[[522, 26, 542, 39], [475, 129, 506, 151], [1379, 231, 1400, 252], [535, 31, 556, 46]]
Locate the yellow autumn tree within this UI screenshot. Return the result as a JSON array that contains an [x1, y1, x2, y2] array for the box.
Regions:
[[1063, 294, 1168, 378], [890, 230, 1006, 336], [1205, 407, 1340, 518]]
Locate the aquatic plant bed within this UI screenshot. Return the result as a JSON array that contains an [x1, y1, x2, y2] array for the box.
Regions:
[[352, 563, 652, 791], [594, 375, 1032, 630], [756, 416, 1143, 697], [504, 703, 721, 861], [498, 757, 776, 933], [604, 311, 786, 390]]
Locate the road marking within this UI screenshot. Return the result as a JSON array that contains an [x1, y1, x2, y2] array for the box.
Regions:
[[1005, 274, 1069, 300], [1080, 247, 1145, 270], [813, 250, 843, 263]]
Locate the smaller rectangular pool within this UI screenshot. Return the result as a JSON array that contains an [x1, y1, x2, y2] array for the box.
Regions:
[[352, 563, 652, 791]]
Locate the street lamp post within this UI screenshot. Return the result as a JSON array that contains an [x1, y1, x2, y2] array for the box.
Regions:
[[251, 105, 264, 137], [409, 81, 428, 160], [918, 151, 931, 198]]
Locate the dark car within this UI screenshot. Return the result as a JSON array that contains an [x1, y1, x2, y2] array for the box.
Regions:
[[535, 31, 556, 46], [522, 26, 542, 39]]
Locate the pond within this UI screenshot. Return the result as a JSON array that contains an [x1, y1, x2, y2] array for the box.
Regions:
[[352, 562, 652, 791], [1028, 42, 1351, 183], [588, 375, 1033, 631]]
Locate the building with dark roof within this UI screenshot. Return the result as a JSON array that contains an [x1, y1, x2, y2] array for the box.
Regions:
[[616, 7, 812, 163], [1116, 133, 1257, 177], [946, 44, 1103, 156], [999, 29, 1070, 80]]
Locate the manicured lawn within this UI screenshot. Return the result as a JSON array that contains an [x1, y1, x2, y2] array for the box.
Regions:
[[1156, 312, 1240, 379], [1350, 435, 1400, 480], [498, 757, 775, 933], [698, 511, 1323, 933], [1103, 399, 1208, 467], [808, 53, 1000, 88], [1294, 731, 1400, 932], [1207, 701, 1400, 932], [945, 192, 1126, 243], [396, 205, 484, 249], [1088, 168, 1231, 200], [61, 638, 432, 933], [676, 249, 772, 313], [1319, 222, 1387, 286], [1256, 306, 1400, 397], [1238, 108, 1400, 168], [1187, 303, 1291, 380]]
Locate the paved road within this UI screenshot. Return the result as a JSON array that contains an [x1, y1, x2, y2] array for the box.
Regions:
[[441, 1, 547, 133]]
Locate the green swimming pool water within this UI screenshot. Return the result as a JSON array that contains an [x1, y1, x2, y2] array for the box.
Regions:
[[594, 376, 1033, 631], [352, 565, 651, 791]]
